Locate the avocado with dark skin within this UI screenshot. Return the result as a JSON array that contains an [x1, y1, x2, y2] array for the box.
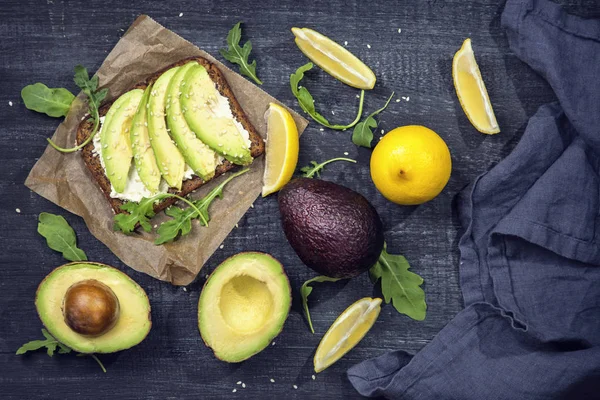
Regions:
[[278, 178, 384, 278]]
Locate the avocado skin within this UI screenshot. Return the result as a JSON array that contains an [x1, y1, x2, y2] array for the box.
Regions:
[[278, 178, 384, 278]]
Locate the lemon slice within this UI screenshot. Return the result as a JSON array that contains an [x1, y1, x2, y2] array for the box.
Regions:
[[262, 103, 299, 197], [314, 297, 382, 373], [292, 27, 376, 90], [453, 38, 500, 134]]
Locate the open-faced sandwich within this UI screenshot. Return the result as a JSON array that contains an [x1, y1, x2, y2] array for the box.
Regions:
[[77, 57, 264, 216]]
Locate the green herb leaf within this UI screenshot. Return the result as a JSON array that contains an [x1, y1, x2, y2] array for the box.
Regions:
[[21, 83, 75, 118], [37, 213, 87, 262], [300, 157, 357, 178], [220, 22, 262, 85], [290, 63, 364, 130], [154, 168, 249, 244], [369, 243, 427, 320], [114, 193, 202, 235], [352, 92, 395, 148], [18, 329, 105, 372], [301, 276, 343, 333]]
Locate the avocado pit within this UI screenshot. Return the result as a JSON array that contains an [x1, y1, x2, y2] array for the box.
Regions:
[[62, 279, 120, 337]]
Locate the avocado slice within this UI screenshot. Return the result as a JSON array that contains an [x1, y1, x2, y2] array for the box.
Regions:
[[198, 252, 291, 362], [100, 89, 144, 193], [130, 85, 161, 193], [35, 262, 151, 354], [148, 66, 186, 189], [181, 64, 252, 165], [166, 62, 218, 180], [278, 178, 384, 278]]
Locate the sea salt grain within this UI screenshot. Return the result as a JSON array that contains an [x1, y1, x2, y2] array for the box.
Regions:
[[183, 287, 187, 292], [398, 28, 402, 33], [270, 378, 275, 383], [319, 128, 324, 132], [242, 383, 246, 388], [344, 152, 349, 156], [272, 341, 276, 346], [344, 41, 348, 46], [396, 98, 401, 102], [232, 389, 237, 393], [8, 101, 13, 106], [312, 375, 316, 380], [179, 12, 183, 17], [15, 208, 21, 213], [293, 385, 298, 389], [220, 244, 224, 249], [367, 44, 371, 49], [236, 381, 242, 385]]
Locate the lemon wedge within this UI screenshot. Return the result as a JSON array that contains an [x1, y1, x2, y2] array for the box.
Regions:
[[262, 103, 299, 197], [314, 297, 382, 373], [453, 38, 500, 134], [292, 27, 376, 90]]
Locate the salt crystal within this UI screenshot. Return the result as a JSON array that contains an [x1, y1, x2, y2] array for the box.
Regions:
[[8, 101, 13, 106], [179, 12, 183, 17]]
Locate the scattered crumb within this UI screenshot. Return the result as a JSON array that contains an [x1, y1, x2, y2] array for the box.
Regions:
[[179, 12, 184, 17], [250, 203, 254, 208], [8, 101, 13, 106], [356, 94, 360, 98], [235, 223, 239, 228], [406, 96, 410, 101], [396, 98, 401, 103], [232, 388, 237, 393], [319, 128, 324, 132], [220, 244, 224, 249], [236, 381, 242, 385], [270, 378, 275, 383], [183, 287, 187, 292], [401, 96, 407, 100], [153, 224, 158, 228], [367, 44, 371, 49], [242, 383, 246, 388], [312, 375, 316, 380], [331, 110, 335, 115], [381, 129, 384, 134], [343, 152, 349, 156], [15, 208, 21, 213], [398, 28, 402, 33], [379, 137, 383, 140], [271, 341, 276, 346], [344, 41, 348, 46], [293, 385, 298, 389]]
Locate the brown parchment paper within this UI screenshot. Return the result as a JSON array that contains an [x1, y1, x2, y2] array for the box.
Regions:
[[25, 15, 308, 285]]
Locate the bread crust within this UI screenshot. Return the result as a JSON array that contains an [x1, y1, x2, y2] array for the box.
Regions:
[[76, 57, 264, 215]]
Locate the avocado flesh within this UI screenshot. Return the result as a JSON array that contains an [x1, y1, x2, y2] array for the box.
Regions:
[[35, 262, 151, 354], [130, 85, 161, 193], [100, 89, 144, 193], [278, 178, 384, 278], [166, 62, 218, 180], [198, 252, 291, 362], [180, 64, 252, 166], [148, 66, 186, 189]]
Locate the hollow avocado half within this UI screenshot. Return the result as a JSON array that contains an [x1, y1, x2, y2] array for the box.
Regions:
[[198, 252, 291, 362], [35, 262, 151, 354]]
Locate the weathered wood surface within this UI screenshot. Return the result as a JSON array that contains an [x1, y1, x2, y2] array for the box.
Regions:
[[1, 0, 599, 398]]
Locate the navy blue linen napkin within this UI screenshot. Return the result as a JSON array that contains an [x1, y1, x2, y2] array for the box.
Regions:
[[347, 0, 600, 398]]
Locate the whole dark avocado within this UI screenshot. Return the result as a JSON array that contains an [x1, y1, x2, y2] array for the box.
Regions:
[[278, 178, 384, 278]]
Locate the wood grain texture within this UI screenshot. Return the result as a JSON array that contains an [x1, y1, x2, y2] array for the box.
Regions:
[[1, 0, 598, 399]]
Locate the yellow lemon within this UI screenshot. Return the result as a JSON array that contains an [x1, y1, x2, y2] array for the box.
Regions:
[[314, 297, 381, 373], [453, 38, 500, 134], [262, 103, 299, 197], [370, 126, 451, 205]]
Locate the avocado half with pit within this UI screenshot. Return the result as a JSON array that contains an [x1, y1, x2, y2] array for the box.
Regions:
[[198, 252, 291, 362], [35, 262, 151, 354]]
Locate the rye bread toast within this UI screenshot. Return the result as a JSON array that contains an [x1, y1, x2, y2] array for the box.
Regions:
[[76, 57, 265, 215]]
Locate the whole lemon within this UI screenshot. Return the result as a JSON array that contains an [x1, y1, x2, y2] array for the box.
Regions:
[[370, 125, 451, 205]]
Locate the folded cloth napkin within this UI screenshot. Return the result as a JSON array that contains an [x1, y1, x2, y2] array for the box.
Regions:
[[347, 0, 600, 398]]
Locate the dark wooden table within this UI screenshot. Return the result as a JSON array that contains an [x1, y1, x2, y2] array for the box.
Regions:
[[2, 0, 599, 399]]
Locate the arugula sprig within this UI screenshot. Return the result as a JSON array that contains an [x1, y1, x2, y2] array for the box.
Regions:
[[220, 22, 262, 85], [352, 92, 395, 148], [17, 329, 106, 373], [37, 212, 87, 262], [301, 276, 343, 333], [290, 63, 364, 130], [114, 193, 203, 235], [300, 157, 357, 178], [370, 243, 427, 320], [155, 168, 249, 244], [45, 65, 108, 153]]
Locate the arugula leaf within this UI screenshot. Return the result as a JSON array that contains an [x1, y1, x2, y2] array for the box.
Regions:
[[301, 276, 343, 333], [37, 213, 87, 262], [369, 243, 426, 320], [220, 22, 262, 85], [18, 329, 106, 372], [114, 193, 202, 235], [21, 83, 75, 117], [290, 63, 364, 130], [45, 65, 108, 153], [155, 168, 249, 244], [352, 92, 395, 148], [300, 157, 357, 178]]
